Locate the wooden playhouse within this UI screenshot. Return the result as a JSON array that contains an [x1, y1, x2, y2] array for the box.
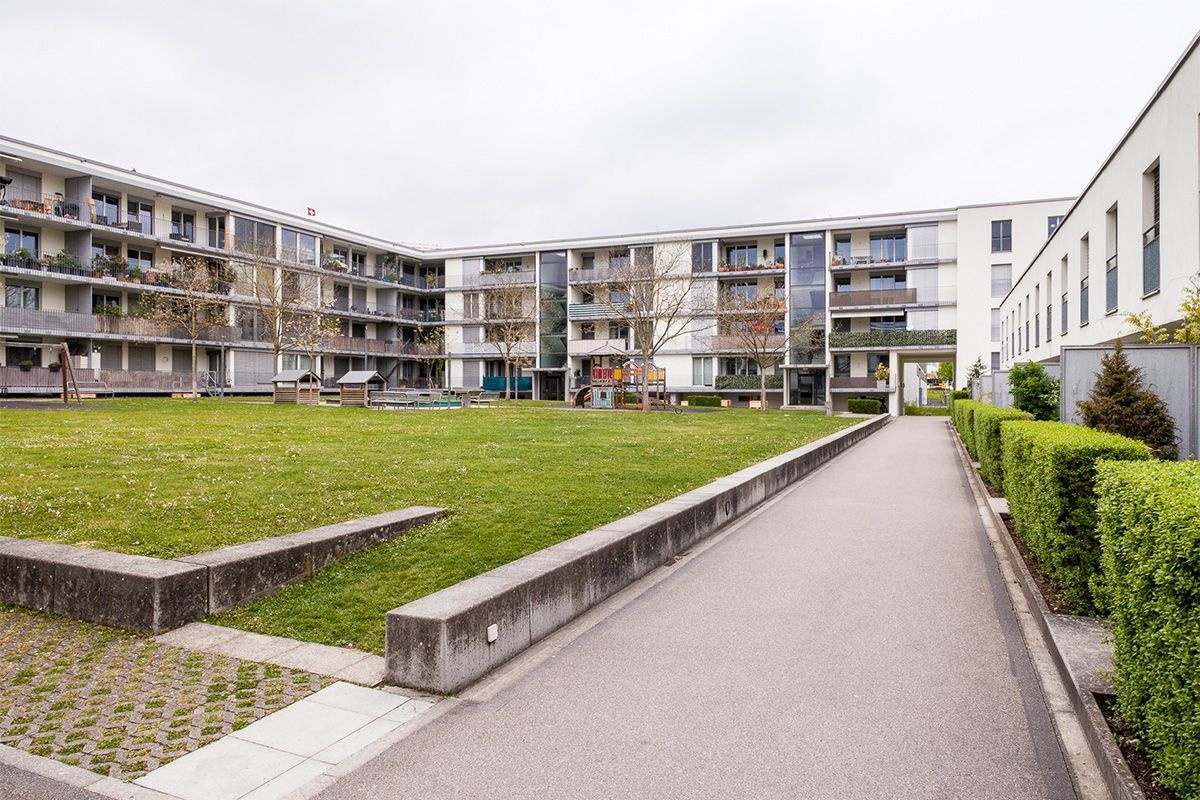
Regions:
[[271, 369, 322, 405], [337, 370, 387, 407]]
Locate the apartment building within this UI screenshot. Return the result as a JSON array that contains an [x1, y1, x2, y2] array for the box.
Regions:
[[0, 133, 1074, 413], [999, 32, 1200, 368]]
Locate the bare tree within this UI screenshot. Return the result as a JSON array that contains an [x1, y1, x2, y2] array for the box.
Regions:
[[473, 264, 537, 400], [598, 242, 700, 410], [140, 256, 228, 401], [414, 324, 446, 389], [717, 286, 821, 411], [236, 242, 325, 368], [289, 309, 342, 378]]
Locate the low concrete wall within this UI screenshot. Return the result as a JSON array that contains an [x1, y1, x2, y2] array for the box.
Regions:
[[0, 506, 443, 632], [385, 416, 890, 694]]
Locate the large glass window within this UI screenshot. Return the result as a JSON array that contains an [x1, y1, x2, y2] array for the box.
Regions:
[[1048, 215, 1064, 235], [990, 264, 1012, 298], [991, 220, 1012, 252], [833, 354, 851, 377], [281, 229, 317, 266], [171, 210, 195, 242], [866, 354, 889, 376], [4, 283, 39, 309], [724, 244, 756, 267], [869, 233, 906, 263], [728, 281, 757, 302], [691, 357, 713, 386], [92, 191, 120, 226], [868, 316, 906, 332], [868, 273, 905, 290], [207, 216, 226, 249], [833, 236, 851, 262], [691, 242, 713, 273], [127, 200, 153, 234], [719, 357, 758, 376], [991, 309, 1001, 341], [773, 239, 785, 265], [232, 217, 276, 255], [4, 228, 39, 257], [128, 248, 153, 272]]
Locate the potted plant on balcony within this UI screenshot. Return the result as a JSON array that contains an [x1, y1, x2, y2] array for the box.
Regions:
[[127, 267, 145, 284], [874, 362, 890, 389], [91, 253, 111, 277], [108, 255, 129, 280], [17, 360, 33, 372], [52, 249, 80, 272], [48, 361, 61, 373], [13, 247, 33, 263]]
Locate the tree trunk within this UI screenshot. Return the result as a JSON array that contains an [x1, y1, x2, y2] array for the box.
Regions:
[[641, 347, 651, 411], [191, 339, 199, 402], [504, 358, 512, 401], [759, 369, 767, 412]]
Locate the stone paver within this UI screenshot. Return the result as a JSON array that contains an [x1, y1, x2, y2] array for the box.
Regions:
[[155, 624, 385, 687], [315, 417, 1077, 799], [0, 606, 331, 782], [136, 682, 438, 800]]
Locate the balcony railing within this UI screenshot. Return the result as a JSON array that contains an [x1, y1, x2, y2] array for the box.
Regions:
[[453, 340, 539, 356], [568, 265, 623, 284], [716, 261, 785, 274], [328, 336, 393, 355], [568, 302, 627, 320], [0, 187, 84, 221], [708, 334, 786, 351], [829, 376, 883, 390], [1143, 224, 1160, 294], [567, 338, 627, 356], [827, 329, 957, 349], [829, 288, 917, 308], [459, 270, 537, 289], [0, 306, 240, 342], [829, 243, 947, 268], [714, 374, 784, 390]]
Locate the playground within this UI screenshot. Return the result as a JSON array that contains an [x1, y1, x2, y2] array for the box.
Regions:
[[0, 397, 853, 651], [571, 350, 672, 410]]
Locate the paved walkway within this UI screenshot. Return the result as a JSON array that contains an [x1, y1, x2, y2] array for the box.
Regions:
[[317, 417, 1076, 799]]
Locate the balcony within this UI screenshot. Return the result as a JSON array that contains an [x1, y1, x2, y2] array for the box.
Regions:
[[568, 265, 622, 284], [568, 302, 627, 320], [328, 336, 393, 355], [714, 374, 784, 390], [0, 307, 238, 342], [0, 366, 213, 393], [829, 288, 918, 308], [827, 329, 957, 349], [829, 376, 893, 392], [707, 334, 786, 352], [459, 270, 537, 289], [453, 340, 539, 357], [567, 338, 627, 356], [716, 261, 785, 276], [0, 188, 85, 222], [829, 243, 946, 270]]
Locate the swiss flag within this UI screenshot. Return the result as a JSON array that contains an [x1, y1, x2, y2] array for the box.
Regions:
[[306, 207, 317, 217]]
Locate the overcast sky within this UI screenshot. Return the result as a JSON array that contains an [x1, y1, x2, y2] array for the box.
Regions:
[[5, 2, 1198, 248]]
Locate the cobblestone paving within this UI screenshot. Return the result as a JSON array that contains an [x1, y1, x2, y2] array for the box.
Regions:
[[0, 606, 333, 781]]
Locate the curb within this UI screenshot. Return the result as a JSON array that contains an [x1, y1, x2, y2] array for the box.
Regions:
[[0, 744, 176, 800], [949, 423, 1142, 800]]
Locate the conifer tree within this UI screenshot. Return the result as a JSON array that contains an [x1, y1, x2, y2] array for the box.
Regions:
[[1076, 343, 1178, 460]]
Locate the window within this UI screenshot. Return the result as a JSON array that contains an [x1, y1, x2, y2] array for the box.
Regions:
[[692, 357, 713, 386], [4, 282, 39, 309], [720, 357, 758, 376], [207, 215, 226, 249], [991, 220, 1012, 252], [1106, 205, 1119, 314], [4, 228, 39, 258], [834, 236, 851, 262], [281, 230, 317, 266], [833, 355, 851, 377], [92, 191, 120, 226], [581, 252, 595, 270], [691, 242, 713, 273], [91, 241, 119, 264], [608, 249, 630, 270], [127, 200, 153, 234], [834, 275, 852, 292], [990, 309, 1001, 341], [609, 322, 629, 340], [233, 217, 276, 255], [351, 251, 366, 275], [728, 281, 757, 302], [724, 244, 756, 267], [773, 239, 785, 265], [1143, 163, 1160, 295], [868, 273, 905, 290], [1047, 215, 1064, 235], [866, 354, 889, 376], [991, 352, 1000, 371], [580, 322, 595, 340], [463, 293, 480, 319], [869, 233, 906, 263], [990, 264, 1012, 298], [128, 249, 153, 271], [282, 353, 314, 371], [868, 316, 905, 332], [171, 210, 195, 242]]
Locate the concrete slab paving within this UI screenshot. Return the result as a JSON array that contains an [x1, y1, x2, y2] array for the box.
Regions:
[[314, 417, 1077, 800], [132, 682, 439, 800], [269, 643, 365, 675]]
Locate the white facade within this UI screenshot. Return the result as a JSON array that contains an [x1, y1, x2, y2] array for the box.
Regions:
[[1000, 33, 1200, 367]]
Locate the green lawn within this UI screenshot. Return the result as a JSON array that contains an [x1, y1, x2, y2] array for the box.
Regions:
[[0, 399, 855, 652]]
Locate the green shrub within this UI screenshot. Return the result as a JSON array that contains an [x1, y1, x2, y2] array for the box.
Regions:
[[904, 403, 950, 417], [949, 389, 971, 401], [972, 405, 1033, 487], [1097, 460, 1200, 798], [847, 398, 882, 415], [1009, 361, 1060, 420], [714, 374, 784, 390], [687, 395, 721, 408], [950, 399, 985, 457], [1076, 344, 1178, 460], [1001, 421, 1150, 613]]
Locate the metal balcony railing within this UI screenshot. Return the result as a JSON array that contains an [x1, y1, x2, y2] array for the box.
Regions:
[[328, 336, 393, 355], [707, 334, 786, 351], [716, 261, 785, 274], [0, 187, 85, 220], [568, 302, 627, 320], [829, 242, 949, 268], [829, 288, 918, 308]]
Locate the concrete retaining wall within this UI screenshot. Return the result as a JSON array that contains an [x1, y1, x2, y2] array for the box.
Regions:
[[0, 506, 443, 632], [385, 416, 890, 694]]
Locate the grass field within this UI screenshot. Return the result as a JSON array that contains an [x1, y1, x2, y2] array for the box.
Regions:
[[0, 399, 855, 652]]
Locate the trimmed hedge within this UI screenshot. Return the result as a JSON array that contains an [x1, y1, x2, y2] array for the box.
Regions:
[[715, 374, 784, 390], [904, 403, 951, 417], [847, 398, 882, 415], [1001, 421, 1151, 613], [951, 399, 985, 457], [949, 389, 970, 401], [1097, 461, 1200, 799], [687, 395, 721, 408], [972, 405, 1033, 487]]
